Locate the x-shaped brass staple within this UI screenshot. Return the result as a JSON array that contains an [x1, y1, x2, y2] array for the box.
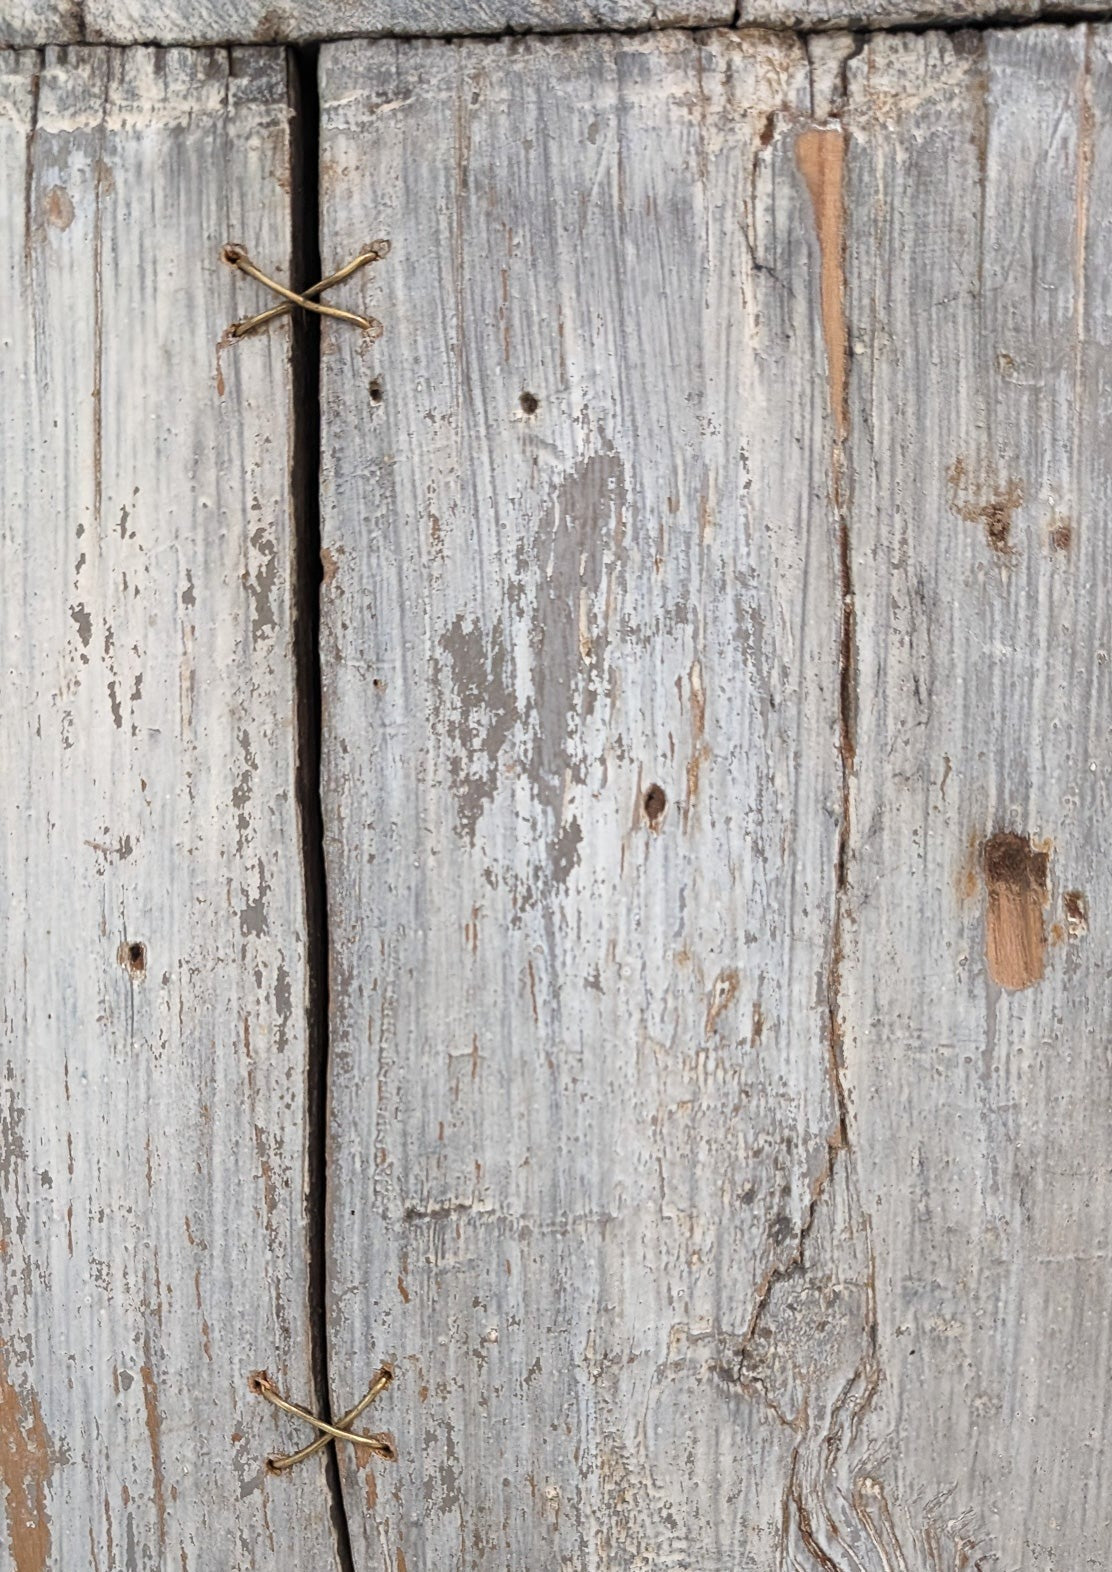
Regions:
[[249, 1366, 396, 1474], [222, 240, 389, 339]]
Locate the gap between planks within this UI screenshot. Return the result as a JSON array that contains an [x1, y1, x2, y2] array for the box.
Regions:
[[287, 39, 359, 1572]]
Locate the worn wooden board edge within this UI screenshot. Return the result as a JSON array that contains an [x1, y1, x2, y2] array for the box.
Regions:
[[0, 40, 341, 1568], [2, 0, 1110, 46]]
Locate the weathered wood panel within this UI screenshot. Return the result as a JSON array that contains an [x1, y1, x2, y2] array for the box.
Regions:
[[0, 4, 75, 48], [6, 2, 1112, 47], [0, 46, 336, 1568], [741, 0, 1108, 30], [835, 23, 1112, 1569], [5, 0, 732, 48], [318, 30, 853, 1569]]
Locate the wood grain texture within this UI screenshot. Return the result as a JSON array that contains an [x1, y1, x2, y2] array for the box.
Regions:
[[4, 0, 732, 48], [6, 1, 1112, 46], [0, 4, 77, 47], [0, 46, 337, 1568], [741, 0, 1111, 31], [318, 29, 853, 1569], [836, 22, 1112, 1569]]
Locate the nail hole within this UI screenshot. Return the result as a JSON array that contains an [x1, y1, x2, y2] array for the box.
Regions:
[[369, 378, 384, 404], [118, 940, 146, 976], [221, 243, 246, 266], [643, 784, 667, 825], [519, 391, 539, 415]]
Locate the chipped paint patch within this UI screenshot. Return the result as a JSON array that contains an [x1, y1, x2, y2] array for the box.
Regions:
[[0, 1343, 53, 1572], [705, 969, 740, 1037], [796, 128, 847, 444], [947, 457, 1022, 554], [140, 1361, 167, 1554], [982, 831, 1049, 990]]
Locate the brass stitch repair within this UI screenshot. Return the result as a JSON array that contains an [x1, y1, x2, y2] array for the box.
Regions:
[[249, 1367, 396, 1474], [221, 242, 388, 339]]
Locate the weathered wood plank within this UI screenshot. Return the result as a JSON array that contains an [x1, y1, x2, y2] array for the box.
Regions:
[[318, 30, 850, 1568], [7, 0, 732, 48], [0, 4, 76, 48], [834, 22, 1112, 1569], [0, 45, 336, 1568], [741, 0, 1108, 30], [5, 2, 1112, 47]]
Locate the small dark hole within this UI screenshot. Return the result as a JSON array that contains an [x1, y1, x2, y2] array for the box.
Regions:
[[643, 784, 667, 824], [118, 939, 146, 976], [369, 378, 384, 404], [519, 391, 539, 415]]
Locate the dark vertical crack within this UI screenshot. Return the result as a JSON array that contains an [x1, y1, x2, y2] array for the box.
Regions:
[[289, 42, 356, 1572]]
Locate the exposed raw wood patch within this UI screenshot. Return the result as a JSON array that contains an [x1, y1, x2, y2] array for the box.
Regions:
[[796, 127, 847, 444], [140, 1361, 167, 1553], [947, 457, 1023, 554], [0, 1344, 53, 1572], [43, 186, 72, 230], [982, 831, 1050, 989]]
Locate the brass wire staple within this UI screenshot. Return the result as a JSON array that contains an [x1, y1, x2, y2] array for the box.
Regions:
[[221, 241, 388, 338], [249, 1366, 396, 1474]]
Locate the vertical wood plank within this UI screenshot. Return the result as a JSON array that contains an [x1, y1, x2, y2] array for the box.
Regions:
[[318, 31, 849, 1568], [838, 23, 1112, 1568], [0, 45, 336, 1568]]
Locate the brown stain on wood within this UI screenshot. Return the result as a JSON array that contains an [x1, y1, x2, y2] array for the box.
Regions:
[[705, 968, 740, 1037], [796, 128, 847, 444], [982, 831, 1050, 989], [140, 1361, 167, 1552], [44, 185, 73, 230], [947, 457, 1023, 554], [0, 1343, 53, 1572]]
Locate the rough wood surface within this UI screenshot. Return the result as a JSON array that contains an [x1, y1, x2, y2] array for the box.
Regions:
[[837, 23, 1112, 1568], [317, 30, 851, 1569], [0, 46, 337, 1568], [741, 0, 1109, 30], [4, 2, 1111, 46], [3, 0, 732, 48]]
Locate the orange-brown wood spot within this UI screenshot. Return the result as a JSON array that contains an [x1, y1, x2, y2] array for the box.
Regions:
[[796, 128, 847, 444], [982, 831, 1050, 989], [0, 1344, 53, 1572]]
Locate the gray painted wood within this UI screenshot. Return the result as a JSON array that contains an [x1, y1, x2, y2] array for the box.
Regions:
[[0, 46, 337, 1569], [6, 0, 733, 48], [837, 23, 1112, 1569], [0, 4, 76, 47], [742, 0, 1110, 30], [317, 30, 851, 1569], [5, 2, 1111, 47]]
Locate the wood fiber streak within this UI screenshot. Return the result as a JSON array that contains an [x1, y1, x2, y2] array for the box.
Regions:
[[317, 30, 851, 1570], [839, 24, 1112, 1570], [0, 46, 336, 1568]]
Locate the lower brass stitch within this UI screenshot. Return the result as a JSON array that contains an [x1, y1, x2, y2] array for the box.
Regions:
[[249, 1366, 396, 1474]]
